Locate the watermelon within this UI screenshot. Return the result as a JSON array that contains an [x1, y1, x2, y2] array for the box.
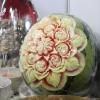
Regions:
[[67, 31, 95, 94], [19, 14, 96, 95]]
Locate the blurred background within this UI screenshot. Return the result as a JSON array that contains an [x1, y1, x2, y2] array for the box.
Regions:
[[32, 0, 100, 39]]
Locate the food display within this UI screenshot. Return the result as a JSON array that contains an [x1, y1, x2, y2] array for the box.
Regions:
[[19, 14, 96, 95]]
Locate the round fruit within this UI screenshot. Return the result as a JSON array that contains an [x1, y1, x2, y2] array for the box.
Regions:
[[19, 14, 96, 95]]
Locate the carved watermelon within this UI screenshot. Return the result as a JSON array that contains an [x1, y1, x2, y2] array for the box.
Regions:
[[19, 14, 96, 95]]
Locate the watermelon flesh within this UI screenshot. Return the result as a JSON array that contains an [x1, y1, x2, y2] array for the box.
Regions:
[[19, 14, 95, 94]]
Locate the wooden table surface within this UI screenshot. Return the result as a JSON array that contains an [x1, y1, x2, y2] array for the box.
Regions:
[[19, 95, 96, 100]]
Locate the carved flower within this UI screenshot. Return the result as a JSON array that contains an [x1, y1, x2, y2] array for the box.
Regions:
[[20, 14, 87, 91]]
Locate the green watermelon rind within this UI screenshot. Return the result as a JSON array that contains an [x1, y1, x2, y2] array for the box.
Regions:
[[68, 39, 95, 93]]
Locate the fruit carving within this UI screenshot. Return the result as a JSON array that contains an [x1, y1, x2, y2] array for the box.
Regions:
[[19, 15, 88, 91]]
